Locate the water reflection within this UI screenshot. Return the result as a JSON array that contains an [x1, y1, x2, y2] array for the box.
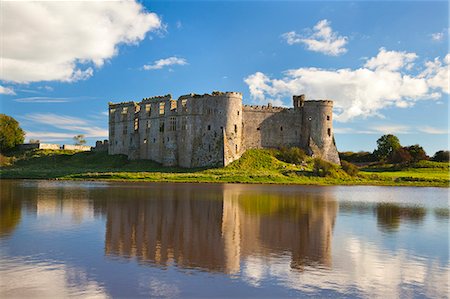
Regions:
[[99, 185, 337, 274]]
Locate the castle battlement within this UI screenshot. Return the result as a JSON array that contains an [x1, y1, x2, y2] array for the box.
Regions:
[[108, 91, 340, 167]]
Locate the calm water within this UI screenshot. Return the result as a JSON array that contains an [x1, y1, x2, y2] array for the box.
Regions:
[[0, 180, 448, 298]]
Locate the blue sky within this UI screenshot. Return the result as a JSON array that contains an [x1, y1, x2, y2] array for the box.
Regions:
[[1, 0, 448, 155]]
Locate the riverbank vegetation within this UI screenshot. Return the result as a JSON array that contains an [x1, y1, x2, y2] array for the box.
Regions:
[[1, 148, 448, 187]]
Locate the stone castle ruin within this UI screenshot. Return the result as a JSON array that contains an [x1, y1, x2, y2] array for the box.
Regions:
[[108, 91, 340, 167]]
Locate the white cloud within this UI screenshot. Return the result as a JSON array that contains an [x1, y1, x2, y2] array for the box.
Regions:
[[1, 1, 161, 83], [281, 19, 348, 56], [143, 57, 188, 70], [418, 126, 448, 135], [364, 48, 417, 71], [419, 54, 450, 94], [372, 125, 411, 134], [431, 32, 444, 41], [0, 85, 15, 95], [430, 28, 449, 42], [14, 97, 69, 103], [23, 113, 108, 141], [244, 48, 450, 122]]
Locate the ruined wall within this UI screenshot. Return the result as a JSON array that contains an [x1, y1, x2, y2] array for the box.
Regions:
[[108, 101, 139, 157], [62, 144, 92, 151], [242, 105, 302, 150]]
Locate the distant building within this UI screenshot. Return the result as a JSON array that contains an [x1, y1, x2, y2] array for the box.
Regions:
[[108, 91, 340, 167]]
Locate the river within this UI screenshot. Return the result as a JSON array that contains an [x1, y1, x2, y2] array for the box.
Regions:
[[0, 180, 448, 298]]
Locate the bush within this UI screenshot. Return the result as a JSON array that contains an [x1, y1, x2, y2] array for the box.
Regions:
[[404, 145, 427, 162], [431, 150, 450, 162], [341, 160, 359, 176], [389, 147, 413, 164], [277, 147, 306, 164], [339, 151, 377, 163], [313, 158, 335, 177]]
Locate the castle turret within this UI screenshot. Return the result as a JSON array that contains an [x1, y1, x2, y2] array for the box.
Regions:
[[300, 97, 340, 164]]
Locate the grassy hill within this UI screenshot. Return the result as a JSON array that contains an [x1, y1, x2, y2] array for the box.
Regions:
[[0, 149, 448, 187]]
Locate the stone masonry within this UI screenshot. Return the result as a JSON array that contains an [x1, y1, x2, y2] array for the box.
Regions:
[[108, 91, 340, 167]]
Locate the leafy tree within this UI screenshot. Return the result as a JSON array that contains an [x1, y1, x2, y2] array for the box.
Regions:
[[404, 145, 427, 162], [431, 150, 450, 162], [389, 147, 412, 164], [73, 134, 86, 146], [0, 114, 25, 152], [373, 134, 401, 161]]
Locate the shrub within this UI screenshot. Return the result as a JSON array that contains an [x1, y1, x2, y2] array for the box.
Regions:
[[431, 150, 450, 162], [341, 160, 359, 176], [339, 151, 377, 163], [313, 158, 335, 177], [277, 147, 306, 164], [404, 145, 427, 162]]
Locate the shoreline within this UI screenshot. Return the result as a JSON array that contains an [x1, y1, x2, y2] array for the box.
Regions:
[[2, 176, 448, 188]]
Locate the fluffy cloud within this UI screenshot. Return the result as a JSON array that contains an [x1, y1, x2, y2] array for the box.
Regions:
[[281, 19, 348, 56], [143, 57, 188, 70], [364, 48, 417, 71], [244, 49, 449, 122], [1, 1, 161, 83], [0, 85, 15, 95]]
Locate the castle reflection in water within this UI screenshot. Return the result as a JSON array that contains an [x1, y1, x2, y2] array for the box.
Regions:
[[1, 181, 431, 275], [97, 184, 337, 273]]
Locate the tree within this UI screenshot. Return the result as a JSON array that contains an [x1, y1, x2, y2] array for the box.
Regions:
[[404, 145, 427, 162], [373, 134, 401, 161], [431, 150, 450, 162], [73, 134, 86, 146], [0, 114, 25, 152], [389, 147, 412, 164]]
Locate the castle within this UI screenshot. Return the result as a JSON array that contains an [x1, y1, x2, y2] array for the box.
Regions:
[[108, 91, 340, 167]]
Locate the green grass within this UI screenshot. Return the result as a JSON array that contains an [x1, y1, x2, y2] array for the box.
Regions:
[[0, 149, 449, 187]]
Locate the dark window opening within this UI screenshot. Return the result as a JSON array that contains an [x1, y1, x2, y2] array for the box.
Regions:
[[257, 127, 260, 131], [327, 115, 330, 121], [208, 125, 211, 131], [235, 144, 238, 153], [214, 131, 217, 138], [167, 137, 169, 142], [237, 111, 240, 116], [153, 138, 156, 143], [327, 128, 331, 137], [234, 124, 237, 133], [280, 126, 283, 131], [208, 144, 211, 152]]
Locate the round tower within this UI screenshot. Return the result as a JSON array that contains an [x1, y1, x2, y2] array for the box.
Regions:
[[301, 100, 340, 164]]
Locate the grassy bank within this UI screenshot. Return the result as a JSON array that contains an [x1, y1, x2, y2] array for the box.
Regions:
[[0, 149, 449, 187]]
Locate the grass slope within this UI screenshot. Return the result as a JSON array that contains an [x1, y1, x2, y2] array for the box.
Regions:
[[1, 149, 449, 187]]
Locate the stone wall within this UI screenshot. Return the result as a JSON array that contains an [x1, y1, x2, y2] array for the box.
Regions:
[[19, 143, 60, 150], [62, 144, 92, 151]]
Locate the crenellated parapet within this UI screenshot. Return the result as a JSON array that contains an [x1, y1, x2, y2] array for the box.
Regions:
[[243, 104, 287, 112]]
